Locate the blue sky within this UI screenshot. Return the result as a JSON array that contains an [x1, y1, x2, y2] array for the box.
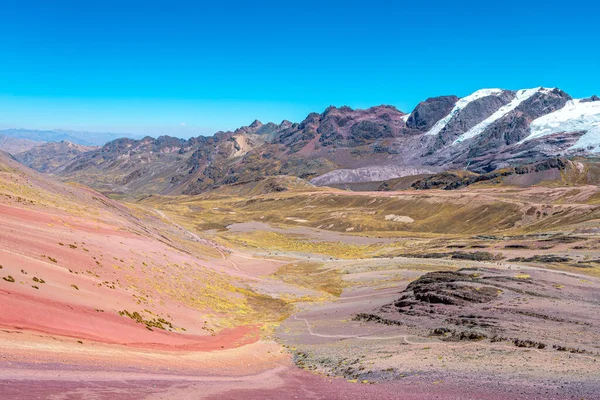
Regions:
[[1, 0, 599, 138]]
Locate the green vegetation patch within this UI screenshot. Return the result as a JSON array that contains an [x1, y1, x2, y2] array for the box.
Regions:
[[225, 231, 382, 259], [271, 262, 345, 297]]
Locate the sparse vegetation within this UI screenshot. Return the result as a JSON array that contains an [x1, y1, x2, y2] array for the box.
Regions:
[[514, 273, 531, 280], [394, 251, 500, 261], [431, 328, 487, 341], [509, 255, 571, 263], [353, 313, 402, 326], [3, 149, 600, 395], [118, 309, 176, 331], [513, 339, 546, 349], [271, 262, 344, 297], [553, 345, 591, 354]]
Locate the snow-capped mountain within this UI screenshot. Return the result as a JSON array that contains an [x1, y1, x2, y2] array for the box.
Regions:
[[523, 98, 600, 151], [315, 87, 597, 184], [452, 87, 552, 145], [13, 87, 600, 194]]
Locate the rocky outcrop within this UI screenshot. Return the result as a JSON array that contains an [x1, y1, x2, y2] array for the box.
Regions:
[[406, 96, 458, 131], [581, 95, 600, 103], [411, 158, 569, 190], [395, 271, 501, 308]]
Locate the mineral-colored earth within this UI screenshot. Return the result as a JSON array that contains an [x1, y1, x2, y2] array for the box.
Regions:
[[1, 152, 600, 399]]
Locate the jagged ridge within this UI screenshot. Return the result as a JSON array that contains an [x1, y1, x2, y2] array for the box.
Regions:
[[13, 88, 600, 195]]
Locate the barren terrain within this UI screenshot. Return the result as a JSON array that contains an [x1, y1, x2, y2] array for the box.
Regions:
[[1, 153, 600, 399]]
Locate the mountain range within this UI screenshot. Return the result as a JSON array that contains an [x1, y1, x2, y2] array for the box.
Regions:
[[0, 134, 41, 154], [8, 87, 600, 196], [0, 128, 143, 147]]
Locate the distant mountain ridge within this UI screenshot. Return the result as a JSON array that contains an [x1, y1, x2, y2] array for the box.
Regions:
[[0, 134, 41, 154], [13, 141, 98, 173], [0, 128, 143, 147], [13, 87, 600, 195]]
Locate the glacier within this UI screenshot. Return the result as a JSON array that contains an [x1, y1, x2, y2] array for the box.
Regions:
[[521, 99, 600, 151], [453, 87, 546, 145], [425, 88, 503, 136]]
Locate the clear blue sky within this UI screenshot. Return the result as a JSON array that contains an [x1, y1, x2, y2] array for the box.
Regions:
[[1, 0, 598, 138]]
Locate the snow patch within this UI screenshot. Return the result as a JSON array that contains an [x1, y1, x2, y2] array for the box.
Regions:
[[571, 126, 600, 152], [385, 214, 414, 223], [520, 99, 600, 152], [453, 87, 543, 145], [425, 89, 503, 137], [285, 217, 308, 223], [401, 113, 411, 122]]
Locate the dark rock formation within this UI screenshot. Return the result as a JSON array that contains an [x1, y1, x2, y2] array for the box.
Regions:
[[395, 271, 501, 308], [406, 95, 458, 131], [581, 95, 600, 103], [412, 158, 569, 190]]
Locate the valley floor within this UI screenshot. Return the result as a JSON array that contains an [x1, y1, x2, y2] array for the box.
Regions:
[[1, 163, 600, 399]]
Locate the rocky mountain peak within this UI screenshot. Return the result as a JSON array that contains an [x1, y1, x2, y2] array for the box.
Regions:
[[279, 120, 293, 130], [322, 105, 355, 117], [407, 95, 459, 131], [249, 119, 263, 129]]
